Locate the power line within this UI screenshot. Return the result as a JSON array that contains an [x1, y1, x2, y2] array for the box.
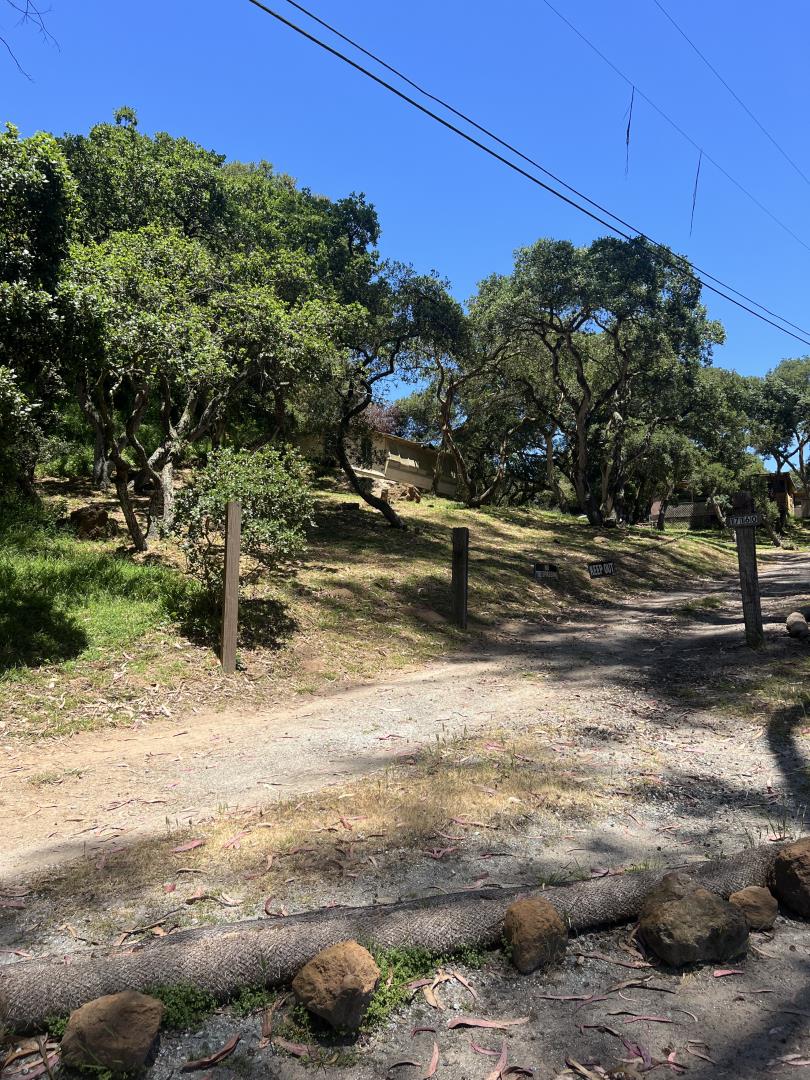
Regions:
[[651, 0, 810, 189], [264, 0, 810, 340], [276, 0, 810, 339], [244, 0, 810, 348], [538, 0, 810, 256]]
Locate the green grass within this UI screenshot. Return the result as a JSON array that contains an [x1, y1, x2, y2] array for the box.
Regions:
[[360, 946, 440, 1032], [146, 982, 217, 1029], [230, 985, 276, 1016], [0, 514, 201, 675], [44, 1014, 69, 1039]]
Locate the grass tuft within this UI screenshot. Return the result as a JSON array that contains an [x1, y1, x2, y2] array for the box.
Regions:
[[146, 982, 217, 1029]]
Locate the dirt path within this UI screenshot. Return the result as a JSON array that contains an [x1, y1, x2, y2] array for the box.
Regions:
[[1, 551, 807, 883]]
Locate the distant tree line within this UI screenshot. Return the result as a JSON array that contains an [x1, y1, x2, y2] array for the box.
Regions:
[[1, 110, 808, 542]]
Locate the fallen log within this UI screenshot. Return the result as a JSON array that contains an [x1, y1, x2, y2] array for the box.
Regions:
[[0, 840, 787, 1030]]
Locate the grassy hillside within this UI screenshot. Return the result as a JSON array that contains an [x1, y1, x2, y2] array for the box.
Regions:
[[0, 485, 739, 740]]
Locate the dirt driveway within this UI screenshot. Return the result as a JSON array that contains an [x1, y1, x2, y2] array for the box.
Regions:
[[1, 551, 808, 883]]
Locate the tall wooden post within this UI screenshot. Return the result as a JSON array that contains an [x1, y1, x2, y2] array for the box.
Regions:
[[451, 526, 469, 629], [220, 500, 241, 673], [730, 492, 764, 648]]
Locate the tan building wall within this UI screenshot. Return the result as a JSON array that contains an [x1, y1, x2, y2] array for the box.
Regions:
[[353, 432, 457, 497]]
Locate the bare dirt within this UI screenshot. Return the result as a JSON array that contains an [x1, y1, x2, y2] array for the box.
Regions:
[[2, 550, 810, 1079]]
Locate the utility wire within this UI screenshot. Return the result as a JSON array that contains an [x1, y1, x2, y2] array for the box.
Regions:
[[652, 0, 810, 189], [244, 0, 810, 347], [267, 0, 810, 339], [538, 0, 810, 255]]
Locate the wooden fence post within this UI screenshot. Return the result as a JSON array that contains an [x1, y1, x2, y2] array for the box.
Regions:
[[730, 492, 764, 648], [220, 500, 242, 673], [451, 526, 469, 629]]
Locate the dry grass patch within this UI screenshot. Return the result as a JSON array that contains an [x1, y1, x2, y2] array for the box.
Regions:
[[31, 729, 612, 943]]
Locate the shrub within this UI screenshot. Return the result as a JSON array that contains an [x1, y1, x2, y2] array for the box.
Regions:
[[172, 446, 314, 596]]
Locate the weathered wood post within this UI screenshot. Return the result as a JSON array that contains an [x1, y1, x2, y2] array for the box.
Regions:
[[451, 526, 469, 629], [220, 500, 242, 673], [730, 492, 764, 648]]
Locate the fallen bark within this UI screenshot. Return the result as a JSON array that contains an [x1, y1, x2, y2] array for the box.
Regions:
[[0, 841, 788, 1030]]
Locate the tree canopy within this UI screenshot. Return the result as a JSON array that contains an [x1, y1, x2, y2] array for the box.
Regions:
[[0, 108, 806, 544]]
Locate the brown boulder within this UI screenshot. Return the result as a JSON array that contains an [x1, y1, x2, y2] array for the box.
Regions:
[[292, 940, 380, 1030], [786, 612, 809, 639], [503, 897, 568, 973], [639, 871, 698, 919], [70, 506, 111, 540], [773, 837, 810, 917], [60, 990, 163, 1073], [729, 885, 778, 930], [638, 887, 748, 967]]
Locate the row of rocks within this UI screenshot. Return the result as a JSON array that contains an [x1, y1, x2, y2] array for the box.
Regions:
[[44, 839, 810, 1072], [499, 882, 777, 975], [503, 838, 810, 973], [56, 942, 385, 1073]]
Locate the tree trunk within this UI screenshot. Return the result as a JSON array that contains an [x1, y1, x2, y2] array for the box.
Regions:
[[77, 392, 111, 491], [0, 840, 788, 1032], [336, 426, 405, 528], [432, 436, 447, 496], [210, 419, 225, 451], [92, 428, 111, 490], [762, 516, 783, 548], [573, 410, 601, 525], [710, 499, 727, 528], [113, 466, 147, 552], [544, 430, 565, 510], [145, 460, 175, 541], [656, 496, 670, 532]]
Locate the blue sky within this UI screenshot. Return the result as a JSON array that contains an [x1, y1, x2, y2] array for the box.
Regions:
[[3, 0, 809, 377]]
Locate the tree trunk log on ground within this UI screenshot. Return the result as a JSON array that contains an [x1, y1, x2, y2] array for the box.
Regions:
[[0, 841, 787, 1030]]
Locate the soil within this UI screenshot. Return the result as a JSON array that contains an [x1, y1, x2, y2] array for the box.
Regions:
[[2, 550, 810, 1079]]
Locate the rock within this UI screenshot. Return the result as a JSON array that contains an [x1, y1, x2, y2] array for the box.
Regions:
[[773, 837, 810, 917], [638, 887, 748, 967], [786, 611, 809, 639], [729, 886, 778, 930], [639, 871, 699, 919], [503, 897, 568, 973], [292, 940, 380, 1030], [60, 990, 163, 1073], [69, 506, 111, 540]]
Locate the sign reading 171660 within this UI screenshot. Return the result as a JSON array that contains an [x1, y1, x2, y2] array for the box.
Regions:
[[588, 559, 615, 579], [728, 513, 761, 528]]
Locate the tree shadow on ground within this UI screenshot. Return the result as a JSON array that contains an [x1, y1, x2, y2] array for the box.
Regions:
[[0, 595, 89, 672], [175, 592, 298, 653]]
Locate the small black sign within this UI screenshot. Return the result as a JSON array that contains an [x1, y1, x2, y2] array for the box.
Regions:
[[533, 561, 559, 581], [728, 513, 761, 528], [588, 560, 615, 579]]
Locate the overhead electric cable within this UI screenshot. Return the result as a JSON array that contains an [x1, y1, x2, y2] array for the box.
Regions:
[[538, 0, 810, 255], [244, 0, 810, 347], [625, 86, 635, 177], [690, 151, 702, 236], [269, 0, 810, 340], [651, 0, 810, 189]]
